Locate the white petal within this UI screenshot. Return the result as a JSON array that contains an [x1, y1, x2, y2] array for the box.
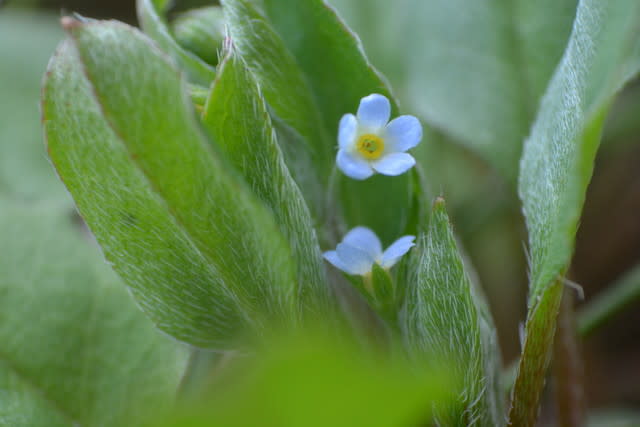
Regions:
[[380, 235, 416, 268], [371, 152, 416, 176], [342, 226, 382, 259], [384, 115, 422, 151], [323, 250, 353, 274], [336, 150, 374, 180], [357, 93, 390, 131], [336, 243, 374, 275], [338, 114, 357, 149]]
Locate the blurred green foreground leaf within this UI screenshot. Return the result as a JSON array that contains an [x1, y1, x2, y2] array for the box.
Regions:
[[0, 200, 187, 427], [160, 330, 455, 427]]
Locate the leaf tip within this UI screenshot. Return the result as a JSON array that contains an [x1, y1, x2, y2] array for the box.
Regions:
[[433, 196, 446, 208], [60, 16, 81, 32]]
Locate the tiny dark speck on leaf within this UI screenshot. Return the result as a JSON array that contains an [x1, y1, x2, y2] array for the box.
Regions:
[[121, 212, 138, 227]]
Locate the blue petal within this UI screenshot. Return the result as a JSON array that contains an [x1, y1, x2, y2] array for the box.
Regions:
[[336, 243, 375, 275], [338, 114, 357, 149], [371, 152, 416, 176], [337, 150, 374, 180], [380, 235, 416, 268], [323, 250, 352, 274], [384, 115, 422, 152], [342, 226, 382, 259], [357, 94, 390, 131]]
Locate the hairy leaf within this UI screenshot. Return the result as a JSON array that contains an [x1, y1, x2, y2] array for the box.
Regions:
[[221, 0, 331, 220], [512, 2, 640, 425], [0, 200, 187, 426], [202, 49, 331, 317], [137, 0, 215, 85], [43, 20, 297, 348], [402, 198, 502, 426]]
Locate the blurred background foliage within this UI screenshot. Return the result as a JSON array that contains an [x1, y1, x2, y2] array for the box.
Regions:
[[2, 0, 640, 424]]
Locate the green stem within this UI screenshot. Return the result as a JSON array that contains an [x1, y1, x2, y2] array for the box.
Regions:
[[578, 263, 640, 337]]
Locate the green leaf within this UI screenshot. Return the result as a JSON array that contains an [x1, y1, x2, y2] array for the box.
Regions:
[[201, 49, 331, 317], [402, 198, 502, 425], [512, 2, 640, 424], [260, 0, 413, 244], [0, 12, 67, 201], [0, 199, 187, 426], [221, 0, 333, 217], [160, 330, 456, 427], [329, 0, 578, 181], [171, 6, 225, 66], [43, 20, 298, 348], [137, 0, 215, 85]]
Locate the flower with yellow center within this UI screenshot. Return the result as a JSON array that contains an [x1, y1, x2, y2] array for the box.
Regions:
[[336, 94, 423, 180]]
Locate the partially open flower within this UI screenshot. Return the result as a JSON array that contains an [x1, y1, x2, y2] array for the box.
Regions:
[[336, 94, 423, 180], [323, 226, 416, 275]]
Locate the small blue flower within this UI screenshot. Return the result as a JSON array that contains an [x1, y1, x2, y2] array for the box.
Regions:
[[336, 94, 423, 180], [323, 226, 416, 275]]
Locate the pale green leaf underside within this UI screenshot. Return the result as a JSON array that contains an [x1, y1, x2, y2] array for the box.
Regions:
[[0, 200, 187, 426], [44, 21, 298, 348], [202, 49, 331, 317], [403, 199, 502, 426]]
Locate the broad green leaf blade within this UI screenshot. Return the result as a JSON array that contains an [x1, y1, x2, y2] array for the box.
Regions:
[[137, 0, 215, 85], [521, 2, 640, 304], [329, 0, 577, 181], [0, 12, 67, 202], [513, 2, 640, 425], [202, 50, 331, 317], [160, 330, 456, 427], [221, 0, 331, 219], [43, 38, 246, 348], [261, 0, 413, 244], [0, 200, 187, 427], [402, 198, 502, 426], [44, 20, 298, 347]]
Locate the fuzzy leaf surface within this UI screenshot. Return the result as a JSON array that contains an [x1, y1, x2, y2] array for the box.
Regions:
[[403, 199, 502, 426], [512, 2, 640, 425], [43, 21, 297, 348], [202, 50, 331, 317], [221, 0, 330, 219]]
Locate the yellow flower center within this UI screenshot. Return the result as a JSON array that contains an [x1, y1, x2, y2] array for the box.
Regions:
[[356, 134, 385, 160]]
